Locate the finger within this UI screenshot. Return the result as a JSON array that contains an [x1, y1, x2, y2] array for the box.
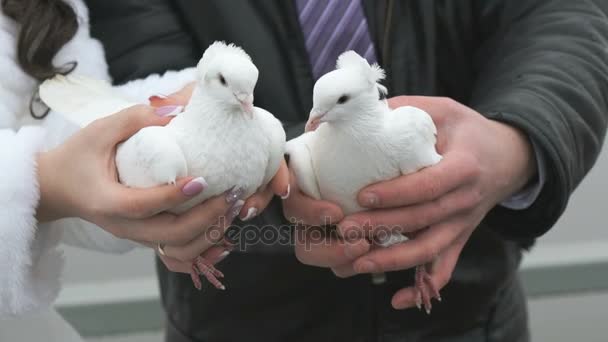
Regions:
[[149, 82, 196, 107], [162, 218, 234, 262], [391, 237, 466, 310], [352, 215, 470, 274], [94, 104, 172, 145], [358, 151, 479, 209], [269, 159, 290, 199], [283, 190, 343, 226], [283, 169, 343, 226], [331, 263, 358, 278], [121, 191, 239, 245], [338, 188, 480, 238], [108, 176, 207, 219], [239, 186, 273, 221], [294, 226, 370, 268]]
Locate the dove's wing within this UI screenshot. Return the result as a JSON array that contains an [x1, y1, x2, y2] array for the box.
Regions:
[[285, 131, 322, 200], [39, 75, 138, 128], [386, 106, 442, 174], [255, 107, 287, 187], [116, 126, 188, 188]]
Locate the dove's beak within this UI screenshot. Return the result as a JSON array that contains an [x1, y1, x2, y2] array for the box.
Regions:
[[305, 109, 326, 132], [236, 93, 254, 117]]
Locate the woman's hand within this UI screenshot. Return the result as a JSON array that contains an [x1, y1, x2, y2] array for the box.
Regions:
[[150, 84, 291, 224]]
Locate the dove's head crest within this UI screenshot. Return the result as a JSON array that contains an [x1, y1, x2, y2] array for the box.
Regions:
[[307, 51, 388, 130], [197, 41, 259, 115]]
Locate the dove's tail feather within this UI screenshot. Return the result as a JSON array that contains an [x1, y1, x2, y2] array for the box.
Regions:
[[39, 74, 137, 128]]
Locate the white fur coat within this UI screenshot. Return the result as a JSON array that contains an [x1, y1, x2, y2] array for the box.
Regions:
[[0, 0, 196, 324]]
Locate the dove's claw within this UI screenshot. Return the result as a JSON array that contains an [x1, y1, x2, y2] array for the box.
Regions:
[[190, 265, 203, 291], [194, 256, 226, 290], [423, 273, 441, 301], [414, 264, 439, 314]]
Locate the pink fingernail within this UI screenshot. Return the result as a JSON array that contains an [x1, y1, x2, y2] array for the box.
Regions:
[[182, 177, 207, 196], [149, 94, 168, 102], [242, 207, 258, 221], [280, 184, 291, 200], [217, 250, 231, 262], [155, 105, 183, 117], [227, 199, 245, 222]]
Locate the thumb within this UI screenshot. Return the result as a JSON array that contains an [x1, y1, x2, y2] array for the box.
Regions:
[[270, 160, 290, 199], [149, 82, 196, 107], [98, 104, 171, 144]]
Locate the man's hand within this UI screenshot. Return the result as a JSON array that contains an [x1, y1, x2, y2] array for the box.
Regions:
[[334, 96, 536, 309], [283, 168, 375, 275]]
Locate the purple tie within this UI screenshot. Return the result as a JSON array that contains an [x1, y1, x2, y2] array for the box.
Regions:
[[296, 0, 378, 80]]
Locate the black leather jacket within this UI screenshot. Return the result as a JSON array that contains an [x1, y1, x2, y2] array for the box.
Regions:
[[85, 1, 608, 341]]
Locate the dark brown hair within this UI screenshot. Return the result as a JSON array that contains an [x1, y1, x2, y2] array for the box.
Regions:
[[2, 0, 79, 118]]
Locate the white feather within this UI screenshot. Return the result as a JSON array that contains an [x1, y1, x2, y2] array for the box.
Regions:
[[39, 75, 136, 128], [39, 42, 286, 214], [289, 51, 442, 244]]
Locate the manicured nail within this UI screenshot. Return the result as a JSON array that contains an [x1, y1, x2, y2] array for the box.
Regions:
[[149, 94, 168, 103], [226, 186, 245, 205], [227, 199, 245, 222], [280, 184, 291, 200], [217, 250, 230, 262], [182, 177, 207, 196], [242, 207, 258, 221], [356, 260, 378, 273], [361, 192, 379, 207], [155, 105, 183, 117]]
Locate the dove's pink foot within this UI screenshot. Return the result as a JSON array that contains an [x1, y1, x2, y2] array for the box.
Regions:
[[414, 264, 441, 314], [190, 256, 226, 291]]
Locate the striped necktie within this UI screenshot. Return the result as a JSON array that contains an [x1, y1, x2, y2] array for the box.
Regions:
[[295, 0, 378, 80]]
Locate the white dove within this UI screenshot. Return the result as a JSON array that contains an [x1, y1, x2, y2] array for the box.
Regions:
[[286, 51, 442, 313], [40, 41, 287, 291]]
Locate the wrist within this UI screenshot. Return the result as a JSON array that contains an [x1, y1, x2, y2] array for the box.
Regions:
[[36, 151, 68, 222], [487, 120, 537, 198]]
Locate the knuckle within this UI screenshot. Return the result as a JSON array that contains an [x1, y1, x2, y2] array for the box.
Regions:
[[423, 177, 442, 200], [463, 155, 482, 180], [423, 244, 440, 263], [121, 198, 151, 219]]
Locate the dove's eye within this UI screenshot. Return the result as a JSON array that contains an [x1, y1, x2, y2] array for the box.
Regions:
[[219, 74, 227, 86], [337, 95, 349, 104]]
